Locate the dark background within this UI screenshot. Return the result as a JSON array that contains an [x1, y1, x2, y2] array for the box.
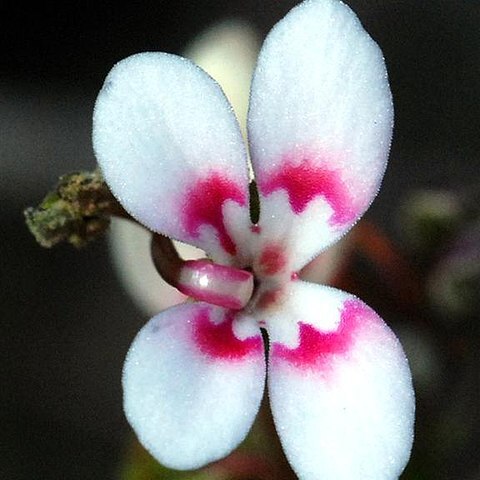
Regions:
[[2, 1, 479, 479]]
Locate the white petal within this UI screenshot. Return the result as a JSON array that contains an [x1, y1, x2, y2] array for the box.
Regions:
[[248, 0, 393, 270], [123, 303, 265, 470], [93, 52, 251, 261], [264, 282, 414, 480]]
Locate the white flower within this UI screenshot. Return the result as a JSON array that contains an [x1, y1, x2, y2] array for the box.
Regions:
[[93, 1, 415, 478]]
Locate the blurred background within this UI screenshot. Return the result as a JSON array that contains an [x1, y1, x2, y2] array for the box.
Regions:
[[1, 0, 479, 479]]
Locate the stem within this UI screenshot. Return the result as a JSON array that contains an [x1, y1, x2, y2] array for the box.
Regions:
[[150, 234, 183, 288], [24, 169, 131, 248]]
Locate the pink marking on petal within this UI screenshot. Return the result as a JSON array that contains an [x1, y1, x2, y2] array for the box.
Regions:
[[194, 308, 262, 360], [183, 173, 247, 255], [258, 243, 287, 276], [250, 225, 261, 234], [272, 299, 371, 370], [256, 287, 284, 311], [259, 153, 356, 225]]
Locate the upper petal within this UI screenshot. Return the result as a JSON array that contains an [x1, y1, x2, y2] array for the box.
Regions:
[[93, 52, 251, 261], [123, 302, 266, 470], [248, 0, 393, 270], [263, 282, 414, 480]]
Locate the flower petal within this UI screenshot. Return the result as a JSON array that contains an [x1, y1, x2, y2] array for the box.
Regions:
[[248, 0, 393, 271], [263, 282, 414, 480], [93, 52, 251, 261], [123, 302, 266, 470]]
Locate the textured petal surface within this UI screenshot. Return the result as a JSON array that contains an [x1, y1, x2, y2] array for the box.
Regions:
[[248, 0, 393, 271], [93, 52, 251, 262], [123, 303, 265, 470], [263, 282, 414, 480]]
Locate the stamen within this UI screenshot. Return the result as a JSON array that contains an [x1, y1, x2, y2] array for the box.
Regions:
[[151, 234, 254, 310], [150, 233, 184, 286], [177, 260, 254, 309]]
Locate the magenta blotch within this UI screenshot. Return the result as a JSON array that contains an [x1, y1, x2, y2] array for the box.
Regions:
[[259, 152, 356, 225], [183, 173, 247, 255], [256, 287, 284, 310], [258, 243, 287, 276], [272, 299, 372, 370], [193, 308, 263, 360]]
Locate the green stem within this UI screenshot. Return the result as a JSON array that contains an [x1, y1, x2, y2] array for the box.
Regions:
[[24, 169, 129, 248]]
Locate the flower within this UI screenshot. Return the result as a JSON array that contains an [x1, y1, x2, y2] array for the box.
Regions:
[[93, 0, 415, 478], [108, 19, 348, 317]]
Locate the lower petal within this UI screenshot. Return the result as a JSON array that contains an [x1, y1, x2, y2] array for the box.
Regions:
[[266, 282, 415, 480], [123, 303, 266, 470]]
